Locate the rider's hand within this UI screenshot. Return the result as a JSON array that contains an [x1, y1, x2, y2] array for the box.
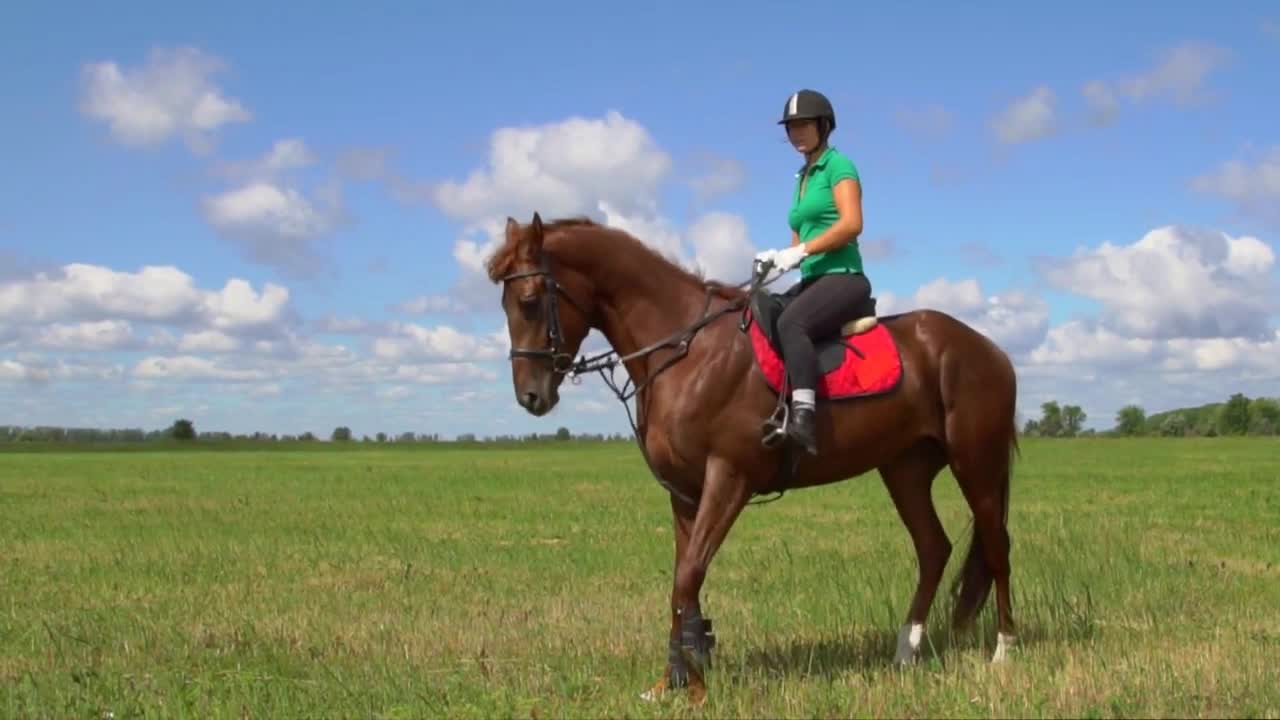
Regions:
[[772, 244, 808, 271], [754, 249, 777, 265]]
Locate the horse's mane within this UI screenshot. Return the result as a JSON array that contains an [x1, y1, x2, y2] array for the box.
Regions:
[[484, 216, 747, 302]]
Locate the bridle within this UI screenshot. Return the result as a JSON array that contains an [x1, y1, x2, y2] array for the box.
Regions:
[[499, 254, 587, 376], [498, 252, 788, 509]]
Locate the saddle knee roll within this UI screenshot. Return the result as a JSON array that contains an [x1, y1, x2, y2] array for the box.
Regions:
[[841, 316, 878, 336]]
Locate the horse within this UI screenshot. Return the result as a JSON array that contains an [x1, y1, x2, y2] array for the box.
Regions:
[[486, 212, 1020, 704]]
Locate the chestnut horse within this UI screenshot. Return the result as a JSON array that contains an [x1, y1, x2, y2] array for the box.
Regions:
[[488, 213, 1020, 703]]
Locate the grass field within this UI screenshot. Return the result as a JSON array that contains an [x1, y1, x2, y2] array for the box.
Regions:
[[2, 437, 1278, 718]]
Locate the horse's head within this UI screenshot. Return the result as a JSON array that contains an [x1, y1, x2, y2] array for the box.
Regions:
[[490, 212, 594, 417]]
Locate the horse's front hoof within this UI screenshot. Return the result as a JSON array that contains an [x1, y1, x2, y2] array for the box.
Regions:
[[638, 678, 668, 702], [687, 679, 707, 707]]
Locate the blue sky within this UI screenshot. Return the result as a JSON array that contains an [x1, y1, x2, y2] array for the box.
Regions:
[[2, 1, 1278, 438]]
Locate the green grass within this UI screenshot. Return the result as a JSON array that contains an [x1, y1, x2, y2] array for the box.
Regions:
[[2, 438, 1278, 718]]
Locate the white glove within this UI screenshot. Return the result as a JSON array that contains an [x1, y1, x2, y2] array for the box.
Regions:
[[754, 249, 777, 265], [772, 244, 808, 271]]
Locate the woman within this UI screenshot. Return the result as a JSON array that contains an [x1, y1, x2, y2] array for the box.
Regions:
[[755, 88, 872, 455]]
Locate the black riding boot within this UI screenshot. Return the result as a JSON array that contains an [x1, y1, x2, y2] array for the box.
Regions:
[[788, 404, 818, 455]]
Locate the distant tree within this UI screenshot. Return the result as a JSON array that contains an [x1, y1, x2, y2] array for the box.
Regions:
[[1218, 393, 1251, 435], [1022, 419, 1040, 436], [1160, 414, 1188, 437], [555, 426, 572, 441], [376, 432, 387, 443], [331, 426, 352, 442], [1248, 397, 1279, 436], [1039, 401, 1063, 437], [1114, 405, 1146, 436], [170, 419, 196, 440], [299, 431, 316, 442], [1062, 405, 1086, 436]]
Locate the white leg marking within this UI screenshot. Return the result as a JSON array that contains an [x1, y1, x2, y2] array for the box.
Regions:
[[992, 631, 1016, 663], [894, 622, 925, 665]]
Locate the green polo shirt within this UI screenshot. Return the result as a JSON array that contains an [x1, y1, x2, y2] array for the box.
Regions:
[[788, 146, 862, 279]]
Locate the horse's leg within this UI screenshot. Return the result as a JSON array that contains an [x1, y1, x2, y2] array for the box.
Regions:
[[946, 410, 1017, 662], [672, 455, 752, 705], [878, 441, 950, 666], [640, 495, 695, 701]]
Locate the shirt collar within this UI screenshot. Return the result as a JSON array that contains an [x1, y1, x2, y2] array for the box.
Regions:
[[796, 146, 837, 176]]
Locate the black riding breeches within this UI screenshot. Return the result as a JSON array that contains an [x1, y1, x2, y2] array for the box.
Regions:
[[776, 272, 873, 391]]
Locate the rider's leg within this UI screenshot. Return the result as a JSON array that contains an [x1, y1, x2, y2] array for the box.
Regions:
[[775, 271, 872, 452]]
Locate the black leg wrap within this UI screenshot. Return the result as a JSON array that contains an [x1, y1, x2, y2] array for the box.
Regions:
[[666, 636, 690, 688], [677, 606, 716, 674]]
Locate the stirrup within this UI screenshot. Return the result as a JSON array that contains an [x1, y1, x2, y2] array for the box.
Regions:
[[761, 401, 789, 448]]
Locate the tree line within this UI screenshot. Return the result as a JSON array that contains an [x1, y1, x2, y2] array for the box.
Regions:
[[0, 419, 632, 445], [5, 392, 1276, 446], [1022, 393, 1279, 438]]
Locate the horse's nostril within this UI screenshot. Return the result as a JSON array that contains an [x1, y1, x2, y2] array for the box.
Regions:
[[523, 391, 539, 408]]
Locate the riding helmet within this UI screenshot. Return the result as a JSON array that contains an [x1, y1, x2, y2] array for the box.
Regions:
[[779, 89, 836, 131]]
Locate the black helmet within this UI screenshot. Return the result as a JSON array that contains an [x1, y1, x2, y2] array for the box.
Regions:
[[779, 89, 836, 131]]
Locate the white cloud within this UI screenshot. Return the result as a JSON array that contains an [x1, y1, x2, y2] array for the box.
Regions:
[[214, 138, 317, 182], [687, 153, 747, 204], [575, 399, 610, 414], [1079, 42, 1230, 127], [1038, 225, 1276, 340], [395, 295, 470, 315], [885, 277, 1049, 354], [200, 278, 293, 333], [79, 46, 251, 153], [178, 330, 241, 353], [1161, 333, 1280, 374], [382, 362, 497, 385], [1189, 146, 1280, 226], [1113, 42, 1228, 106], [596, 201, 688, 266], [201, 180, 344, 275], [31, 320, 139, 352], [1013, 222, 1279, 428], [686, 212, 758, 282], [859, 237, 902, 262], [425, 111, 756, 311], [372, 322, 506, 363], [1028, 321, 1157, 367], [433, 110, 672, 223], [133, 355, 271, 382], [1081, 80, 1119, 126], [894, 103, 953, 141], [0, 355, 125, 384], [912, 277, 985, 314], [0, 263, 293, 335], [378, 385, 413, 401], [991, 86, 1057, 145]]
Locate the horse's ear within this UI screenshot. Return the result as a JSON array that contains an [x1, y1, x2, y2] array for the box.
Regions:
[[521, 211, 544, 257], [505, 216, 520, 243]]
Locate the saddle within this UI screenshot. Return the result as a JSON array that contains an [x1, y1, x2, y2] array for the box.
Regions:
[[746, 282, 879, 375]]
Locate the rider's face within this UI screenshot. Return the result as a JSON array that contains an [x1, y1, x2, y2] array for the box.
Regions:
[[786, 119, 820, 153]]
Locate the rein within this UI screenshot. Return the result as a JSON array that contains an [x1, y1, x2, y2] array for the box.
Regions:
[[501, 257, 787, 509]]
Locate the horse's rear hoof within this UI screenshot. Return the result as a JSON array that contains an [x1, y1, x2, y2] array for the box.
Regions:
[[992, 632, 1016, 663]]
